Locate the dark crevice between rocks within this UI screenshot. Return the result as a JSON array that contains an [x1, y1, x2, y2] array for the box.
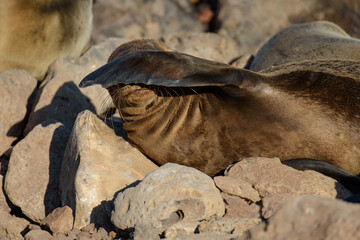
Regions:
[[6, 82, 38, 148], [207, 0, 221, 32], [117, 227, 134, 240], [90, 200, 116, 233], [88, 180, 142, 238], [44, 123, 71, 217]]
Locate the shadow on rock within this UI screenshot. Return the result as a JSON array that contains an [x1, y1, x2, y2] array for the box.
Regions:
[[24, 81, 95, 135], [44, 122, 71, 216]]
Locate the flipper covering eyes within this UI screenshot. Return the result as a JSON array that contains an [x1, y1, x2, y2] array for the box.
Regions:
[[79, 50, 252, 88]]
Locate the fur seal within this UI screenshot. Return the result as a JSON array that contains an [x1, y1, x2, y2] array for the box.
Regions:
[[79, 39, 360, 179], [250, 21, 360, 71], [0, 0, 93, 80]]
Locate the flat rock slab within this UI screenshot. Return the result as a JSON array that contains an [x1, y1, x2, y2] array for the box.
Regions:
[[0, 70, 37, 155], [221, 157, 352, 200], [4, 121, 70, 222], [60, 110, 158, 229], [214, 157, 352, 219], [221, 193, 260, 219], [111, 163, 225, 231]]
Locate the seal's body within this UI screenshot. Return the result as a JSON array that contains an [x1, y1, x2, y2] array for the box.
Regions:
[[80, 38, 360, 177], [0, 0, 92, 80], [250, 21, 360, 71]]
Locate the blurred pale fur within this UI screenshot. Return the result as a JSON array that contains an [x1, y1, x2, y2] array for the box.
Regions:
[[0, 0, 92, 80]]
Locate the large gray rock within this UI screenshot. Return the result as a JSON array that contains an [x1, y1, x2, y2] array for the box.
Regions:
[[24, 38, 129, 135], [0, 70, 37, 156], [250, 21, 360, 71], [238, 196, 360, 240], [111, 163, 225, 231], [92, 0, 204, 43], [5, 121, 70, 223], [60, 110, 158, 229]]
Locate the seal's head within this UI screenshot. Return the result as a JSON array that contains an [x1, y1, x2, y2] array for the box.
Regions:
[[104, 39, 172, 117], [107, 39, 170, 62]]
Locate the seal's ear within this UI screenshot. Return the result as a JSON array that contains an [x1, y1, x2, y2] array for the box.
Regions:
[[79, 50, 262, 89]]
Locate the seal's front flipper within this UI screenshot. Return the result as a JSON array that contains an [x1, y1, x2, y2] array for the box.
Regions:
[[78, 50, 262, 91], [282, 158, 360, 194]]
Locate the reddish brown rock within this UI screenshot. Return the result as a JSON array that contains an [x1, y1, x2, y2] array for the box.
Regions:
[[81, 223, 96, 234], [24, 229, 53, 240], [41, 206, 74, 234], [221, 193, 260, 219]]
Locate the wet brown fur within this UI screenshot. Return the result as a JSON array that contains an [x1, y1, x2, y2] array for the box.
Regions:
[[94, 39, 360, 176]]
